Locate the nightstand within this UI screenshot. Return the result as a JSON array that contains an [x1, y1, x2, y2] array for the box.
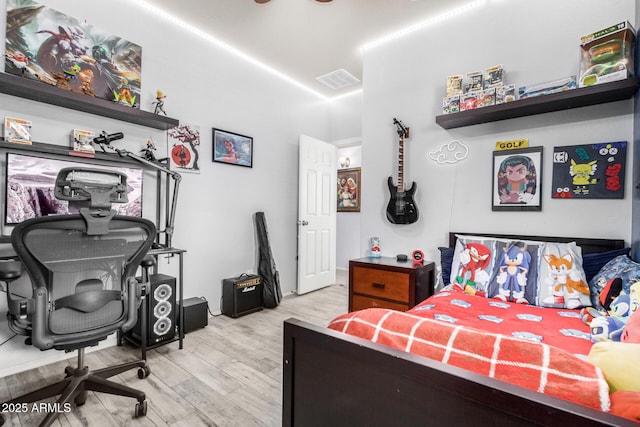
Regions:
[[349, 257, 435, 312]]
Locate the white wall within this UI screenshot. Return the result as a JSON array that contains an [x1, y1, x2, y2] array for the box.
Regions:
[[360, 0, 637, 264], [0, 0, 353, 377]]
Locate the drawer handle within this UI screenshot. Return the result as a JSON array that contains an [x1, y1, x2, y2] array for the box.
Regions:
[[372, 282, 386, 289]]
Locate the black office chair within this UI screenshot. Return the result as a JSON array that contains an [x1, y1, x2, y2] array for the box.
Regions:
[[0, 167, 156, 426]]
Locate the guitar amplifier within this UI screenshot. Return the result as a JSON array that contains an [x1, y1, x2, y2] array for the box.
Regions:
[[222, 274, 263, 318]]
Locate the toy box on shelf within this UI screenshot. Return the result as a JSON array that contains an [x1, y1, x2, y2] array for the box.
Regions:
[[579, 21, 635, 88], [3, 117, 32, 145], [71, 129, 96, 154], [518, 76, 577, 100]]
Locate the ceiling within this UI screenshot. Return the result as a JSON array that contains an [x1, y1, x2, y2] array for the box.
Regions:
[[141, 0, 474, 99]]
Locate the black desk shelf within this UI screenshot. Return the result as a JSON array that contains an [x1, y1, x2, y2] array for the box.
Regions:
[[0, 138, 142, 166], [0, 72, 179, 130], [435, 77, 640, 129]]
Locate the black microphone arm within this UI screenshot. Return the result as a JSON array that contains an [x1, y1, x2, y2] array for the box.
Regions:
[[93, 131, 124, 146], [100, 133, 182, 249]]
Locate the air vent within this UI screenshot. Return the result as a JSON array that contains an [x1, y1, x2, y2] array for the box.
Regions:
[[316, 69, 360, 90]]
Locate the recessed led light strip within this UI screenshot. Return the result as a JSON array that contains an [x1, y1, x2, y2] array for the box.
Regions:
[[361, 0, 486, 52], [130, 0, 330, 100]]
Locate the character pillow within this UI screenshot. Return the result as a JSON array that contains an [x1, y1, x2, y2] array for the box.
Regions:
[[589, 255, 640, 310], [486, 241, 542, 305], [538, 242, 591, 309], [449, 235, 507, 296]]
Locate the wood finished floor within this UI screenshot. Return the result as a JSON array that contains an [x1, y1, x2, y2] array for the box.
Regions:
[[0, 284, 348, 426]]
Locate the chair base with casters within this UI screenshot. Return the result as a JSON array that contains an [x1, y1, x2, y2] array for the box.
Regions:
[[0, 347, 150, 427]]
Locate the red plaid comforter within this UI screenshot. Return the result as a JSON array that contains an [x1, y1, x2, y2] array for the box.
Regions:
[[409, 289, 594, 357], [328, 303, 610, 411]]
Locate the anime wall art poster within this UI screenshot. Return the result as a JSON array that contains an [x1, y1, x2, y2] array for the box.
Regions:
[[492, 147, 543, 211], [5, 0, 142, 107], [168, 124, 201, 174], [551, 142, 626, 199]]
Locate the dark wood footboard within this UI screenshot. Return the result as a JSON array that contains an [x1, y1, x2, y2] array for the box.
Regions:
[[282, 318, 634, 427]]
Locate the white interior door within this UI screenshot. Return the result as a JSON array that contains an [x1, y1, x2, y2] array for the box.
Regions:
[[297, 135, 337, 295]]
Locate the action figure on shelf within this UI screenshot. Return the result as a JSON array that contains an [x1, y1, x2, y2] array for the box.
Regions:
[[141, 138, 157, 162], [153, 90, 167, 115], [113, 77, 136, 107]]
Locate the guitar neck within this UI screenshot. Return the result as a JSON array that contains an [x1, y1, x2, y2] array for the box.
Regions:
[[397, 134, 404, 192]]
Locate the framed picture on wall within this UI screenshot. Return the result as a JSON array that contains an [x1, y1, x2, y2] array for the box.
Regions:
[[212, 128, 253, 168], [492, 147, 542, 211], [337, 167, 361, 212]]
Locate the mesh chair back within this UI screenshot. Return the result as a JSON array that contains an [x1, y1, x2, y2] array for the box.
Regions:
[[12, 214, 155, 350]]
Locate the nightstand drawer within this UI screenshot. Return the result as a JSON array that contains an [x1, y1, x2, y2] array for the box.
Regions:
[[352, 267, 410, 302], [351, 294, 409, 312]]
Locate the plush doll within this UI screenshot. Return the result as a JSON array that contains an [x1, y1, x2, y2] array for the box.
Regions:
[[621, 281, 640, 343], [589, 293, 631, 343], [581, 278, 623, 325]]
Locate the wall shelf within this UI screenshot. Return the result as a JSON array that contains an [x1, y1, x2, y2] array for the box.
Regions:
[[0, 72, 179, 130], [0, 138, 142, 166], [435, 77, 640, 129]]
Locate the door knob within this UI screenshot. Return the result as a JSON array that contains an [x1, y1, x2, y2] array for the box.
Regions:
[[298, 220, 309, 226]]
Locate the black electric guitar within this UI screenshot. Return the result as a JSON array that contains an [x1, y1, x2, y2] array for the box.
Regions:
[[386, 119, 418, 224]]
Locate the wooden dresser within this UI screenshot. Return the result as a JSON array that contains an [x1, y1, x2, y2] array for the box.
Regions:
[[349, 257, 435, 312]]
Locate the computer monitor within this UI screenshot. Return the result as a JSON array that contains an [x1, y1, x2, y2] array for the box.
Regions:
[[5, 152, 143, 224]]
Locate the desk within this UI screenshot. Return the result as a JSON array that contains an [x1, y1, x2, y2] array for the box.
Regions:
[[119, 247, 186, 360]]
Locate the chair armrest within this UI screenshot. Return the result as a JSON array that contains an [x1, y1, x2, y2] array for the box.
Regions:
[[121, 277, 144, 332]]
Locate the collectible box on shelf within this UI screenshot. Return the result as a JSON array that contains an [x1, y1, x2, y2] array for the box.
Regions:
[[518, 76, 576, 100], [464, 71, 484, 93], [71, 129, 95, 154], [446, 74, 464, 95], [579, 21, 635, 87], [3, 117, 32, 145], [496, 84, 516, 104], [482, 88, 496, 106], [484, 65, 505, 89], [442, 94, 460, 114], [460, 91, 481, 111]]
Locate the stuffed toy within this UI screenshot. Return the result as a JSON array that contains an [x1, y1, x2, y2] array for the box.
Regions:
[[581, 278, 623, 325], [589, 292, 631, 343], [621, 281, 640, 343]]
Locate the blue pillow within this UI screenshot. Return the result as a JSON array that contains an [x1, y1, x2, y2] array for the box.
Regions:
[[438, 246, 455, 286], [582, 247, 630, 283]]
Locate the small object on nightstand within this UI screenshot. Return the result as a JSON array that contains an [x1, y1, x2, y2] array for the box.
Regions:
[[396, 254, 408, 262], [412, 249, 425, 264], [370, 236, 381, 258]]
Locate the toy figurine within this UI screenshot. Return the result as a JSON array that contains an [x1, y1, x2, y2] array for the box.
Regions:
[[141, 138, 157, 162], [113, 77, 136, 107], [370, 237, 381, 258], [153, 90, 167, 115]]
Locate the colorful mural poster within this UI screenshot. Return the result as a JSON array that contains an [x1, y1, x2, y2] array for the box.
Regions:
[[551, 142, 626, 199], [5, 0, 142, 107]]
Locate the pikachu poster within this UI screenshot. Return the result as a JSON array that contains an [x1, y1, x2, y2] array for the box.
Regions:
[[551, 142, 626, 199]]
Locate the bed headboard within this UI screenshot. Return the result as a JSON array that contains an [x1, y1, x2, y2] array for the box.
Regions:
[[448, 232, 625, 254]]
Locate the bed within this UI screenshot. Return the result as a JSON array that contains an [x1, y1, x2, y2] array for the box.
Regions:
[[282, 232, 640, 426]]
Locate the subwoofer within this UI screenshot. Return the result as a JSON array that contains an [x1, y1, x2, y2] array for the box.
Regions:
[[131, 273, 176, 344], [222, 274, 263, 318]]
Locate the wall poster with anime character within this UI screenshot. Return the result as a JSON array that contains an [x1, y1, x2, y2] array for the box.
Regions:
[[5, 0, 142, 107], [168, 123, 200, 174], [492, 147, 542, 211], [551, 142, 626, 199]]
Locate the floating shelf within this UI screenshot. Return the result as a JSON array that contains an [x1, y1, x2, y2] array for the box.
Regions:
[[435, 78, 640, 129], [0, 138, 144, 167], [0, 72, 179, 130]]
